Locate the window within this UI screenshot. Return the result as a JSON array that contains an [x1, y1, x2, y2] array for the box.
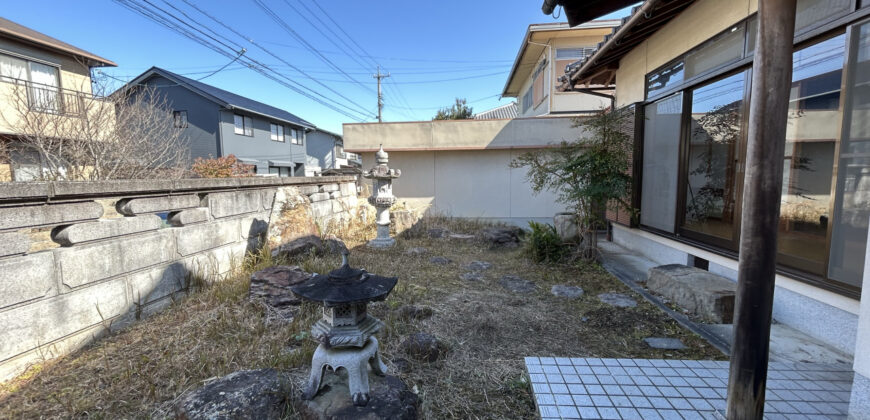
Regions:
[[684, 24, 746, 79], [556, 48, 595, 60], [521, 88, 533, 113], [647, 61, 685, 98], [234, 114, 253, 136], [270, 123, 285, 142], [641, 93, 683, 233], [173, 111, 188, 128], [288, 128, 303, 145], [681, 71, 747, 244], [533, 59, 548, 106]]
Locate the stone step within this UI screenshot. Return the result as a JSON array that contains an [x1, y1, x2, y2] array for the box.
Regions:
[[647, 264, 736, 323]]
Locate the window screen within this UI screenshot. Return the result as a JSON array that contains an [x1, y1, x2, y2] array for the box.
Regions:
[[641, 93, 683, 232]]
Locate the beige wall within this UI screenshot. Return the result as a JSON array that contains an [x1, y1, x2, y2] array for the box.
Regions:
[[615, 0, 758, 107], [344, 116, 584, 152], [360, 150, 566, 223], [0, 81, 114, 138], [0, 37, 93, 94]]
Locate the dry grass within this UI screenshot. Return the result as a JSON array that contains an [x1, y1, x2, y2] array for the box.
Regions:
[[0, 217, 724, 419]]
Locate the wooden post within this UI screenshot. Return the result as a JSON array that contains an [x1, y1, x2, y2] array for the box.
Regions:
[[726, 0, 797, 419]]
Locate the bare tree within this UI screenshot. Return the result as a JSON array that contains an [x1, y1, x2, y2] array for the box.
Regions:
[[1, 77, 190, 180]]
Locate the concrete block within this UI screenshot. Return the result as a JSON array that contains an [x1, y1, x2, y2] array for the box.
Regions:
[[310, 201, 333, 220], [241, 212, 270, 239], [0, 252, 56, 310], [0, 182, 52, 201], [182, 241, 249, 278], [172, 178, 239, 191], [0, 231, 30, 257], [261, 189, 276, 210], [330, 191, 341, 199], [54, 230, 175, 289], [175, 220, 241, 256], [309, 192, 330, 202], [168, 208, 210, 226], [207, 190, 261, 218], [647, 264, 736, 323], [51, 215, 162, 246], [128, 263, 189, 306], [0, 277, 128, 362], [0, 322, 106, 382], [320, 183, 339, 193], [298, 185, 320, 195], [52, 179, 168, 196], [339, 182, 356, 197], [116, 194, 200, 215], [0, 201, 103, 230]]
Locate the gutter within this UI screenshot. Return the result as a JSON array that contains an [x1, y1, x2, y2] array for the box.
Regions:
[[563, 0, 662, 88]]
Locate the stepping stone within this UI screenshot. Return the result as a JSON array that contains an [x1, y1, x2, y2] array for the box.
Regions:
[[398, 305, 434, 320], [465, 261, 492, 271], [429, 256, 452, 265], [428, 228, 449, 238], [551, 285, 584, 299], [647, 264, 736, 323], [597, 292, 637, 308], [499, 275, 536, 293], [643, 337, 687, 350], [405, 247, 428, 256], [449, 233, 475, 240], [459, 272, 484, 282]]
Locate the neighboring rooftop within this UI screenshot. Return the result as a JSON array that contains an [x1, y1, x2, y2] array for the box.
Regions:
[[502, 19, 622, 97], [119, 67, 315, 129], [0, 17, 116, 67], [473, 102, 518, 120]]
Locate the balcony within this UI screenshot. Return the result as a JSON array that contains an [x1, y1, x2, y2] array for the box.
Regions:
[[0, 78, 111, 138], [1, 77, 87, 117]]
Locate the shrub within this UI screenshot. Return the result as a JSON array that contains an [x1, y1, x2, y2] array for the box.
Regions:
[[526, 221, 565, 263], [191, 154, 255, 178]]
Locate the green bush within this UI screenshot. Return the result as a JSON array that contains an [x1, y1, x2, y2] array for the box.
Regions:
[[526, 221, 565, 263]]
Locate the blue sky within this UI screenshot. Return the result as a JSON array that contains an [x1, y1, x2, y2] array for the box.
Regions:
[[5, 1, 633, 133]]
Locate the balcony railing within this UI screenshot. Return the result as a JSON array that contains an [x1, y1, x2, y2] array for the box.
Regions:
[[2, 77, 87, 117]]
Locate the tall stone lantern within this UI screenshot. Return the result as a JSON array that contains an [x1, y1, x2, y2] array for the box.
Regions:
[[364, 145, 401, 248]]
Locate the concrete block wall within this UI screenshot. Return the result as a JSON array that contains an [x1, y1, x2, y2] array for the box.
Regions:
[[0, 176, 357, 381]]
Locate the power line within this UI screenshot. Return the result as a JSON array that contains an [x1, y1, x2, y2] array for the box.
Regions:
[[115, 0, 370, 121], [196, 48, 246, 81]]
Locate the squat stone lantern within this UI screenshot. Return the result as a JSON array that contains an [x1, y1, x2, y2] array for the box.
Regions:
[[364, 145, 401, 248], [291, 250, 397, 406]]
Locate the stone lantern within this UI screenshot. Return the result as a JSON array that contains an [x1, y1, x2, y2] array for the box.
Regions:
[[363, 145, 401, 248], [291, 251, 397, 406]]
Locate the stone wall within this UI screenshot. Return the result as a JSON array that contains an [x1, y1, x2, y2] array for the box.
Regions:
[[0, 176, 357, 381]]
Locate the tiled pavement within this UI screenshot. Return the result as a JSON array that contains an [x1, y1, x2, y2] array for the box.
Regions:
[[525, 357, 853, 420]]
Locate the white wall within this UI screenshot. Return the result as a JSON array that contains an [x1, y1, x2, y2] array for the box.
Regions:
[[360, 149, 566, 225]]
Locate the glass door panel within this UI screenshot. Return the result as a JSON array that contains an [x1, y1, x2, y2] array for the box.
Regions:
[[682, 71, 747, 244], [641, 93, 683, 232], [828, 22, 870, 289], [778, 34, 845, 275]]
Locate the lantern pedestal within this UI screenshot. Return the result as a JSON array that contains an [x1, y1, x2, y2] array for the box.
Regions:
[[302, 336, 388, 407], [364, 145, 400, 249]]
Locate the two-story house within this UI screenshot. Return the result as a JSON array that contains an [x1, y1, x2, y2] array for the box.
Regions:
[[118, 67, 314, 177], [0, 17, 116, 181], [501, 20, 621, 117], [306, 128, 360, 174]]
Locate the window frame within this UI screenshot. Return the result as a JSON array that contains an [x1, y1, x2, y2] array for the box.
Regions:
[[173, 110, 188, 128], [234, 114, 253, 137], [270, 123, 285, 142]]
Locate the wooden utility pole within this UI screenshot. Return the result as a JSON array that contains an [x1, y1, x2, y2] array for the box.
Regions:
[[373, 65, 390, 123], [726, 0, 797, 418]]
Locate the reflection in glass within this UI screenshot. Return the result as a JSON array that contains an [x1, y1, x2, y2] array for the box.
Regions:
[[647, 60, 684, 98], [829, 25, 870, 288], [683, 72, 746, 241], [779, 34, 845, 275]]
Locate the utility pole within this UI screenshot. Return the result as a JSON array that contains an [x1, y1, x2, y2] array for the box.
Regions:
[[373, 65, 390, 123], [726, 0, 797, 418]]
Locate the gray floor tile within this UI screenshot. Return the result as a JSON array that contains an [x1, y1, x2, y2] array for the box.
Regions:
[[597, 406, 621, 419], [585, 384, 605, 395], [580, 375, 599, 384], [597, 375, 617, 384], [532, 383, 550, 393], [577, 406, 599, 419], [575, 366, 594, 375], [591, 394, 613, 407], [648, 396, 673, 409], [568, 384, 586, 394], [696, 387, 718, 399], [608, 366, 628, 376], [560, 365, 578, 375], [571, 357, 589, 366], [650, 376, 671, 386], [602, 358, 621, 366], [609, 395, 632, 407], [572, 394, 593, 406], [528, 364, 544, 374], [687, 398, 713, 411], [602, 384, 623, 395], [618, 358, 638, 367], [637, 408, 664, 420], [667, 377, 690, 387], [543, 365, 561, 374], [628, 395, 653, 408], [640, 385, 663, 397], [657, 409, 683, 420], [539, 405, 560, 418], [614, 375, 635, 385], [539, 357, 556, 365], [618, 406, 643, 420], [564, 374, 582, 384], [633, 375, 653, 386], [546, 373, 564, 383], [622, 385, 643, 396], [555, 394, 575, 405], [550, 383, 569, 394], [658, 386, 681, 397], [678, 409, 706, 420], [634, 359, 654, 367], [556, 357, 573, 366], [559, 405, 581, 419], [677, 386, 702, 398], [530, 373, 547, 383], [525, 356, 540, 365], [667, 397, 693, 410], [536, 393, 556, 405]]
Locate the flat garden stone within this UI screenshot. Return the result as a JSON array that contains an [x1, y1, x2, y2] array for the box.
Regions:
[[398, 305, 434, 320], [459, 272, 484, 282], [498, 275, 536, 293], [401, 333, 447, 363], [643, 337, 687, 350], [647, 264, 736, 323], [296, 373, 419, 420], [250, 266, 311, 322], [597, 292, 637, 308], [481, 226, 523, 247], [427, 228, 449, 238], [404, 247, 428, 256], [175, 369, 290, 420], [429, 256, 451, 265], [551, 285, 584, 299], [465, 261, 492, 271]]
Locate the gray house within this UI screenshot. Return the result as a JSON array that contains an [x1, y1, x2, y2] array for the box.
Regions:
[[118, 67, 314, 176], [306, 128, 360, 173]]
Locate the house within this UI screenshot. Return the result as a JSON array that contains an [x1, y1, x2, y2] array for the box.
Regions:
[[549, 0, 870, 417], [501, 21, 621, 117], [117, 67, 314, 177], [343, 21, 619, 224], [306, 128, 360, 175], [0, 17, 116, 181]]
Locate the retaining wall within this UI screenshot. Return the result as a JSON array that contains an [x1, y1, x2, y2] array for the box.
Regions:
[[0, 175, 357, 381]]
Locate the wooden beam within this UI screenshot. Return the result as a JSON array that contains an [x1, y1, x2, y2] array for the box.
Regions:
[[726, 0, 797, 419]]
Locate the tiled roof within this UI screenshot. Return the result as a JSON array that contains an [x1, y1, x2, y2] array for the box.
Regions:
[[474, 102, 518, 120], [124, 67, 315, 129], [0, 17, 116, 67]]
